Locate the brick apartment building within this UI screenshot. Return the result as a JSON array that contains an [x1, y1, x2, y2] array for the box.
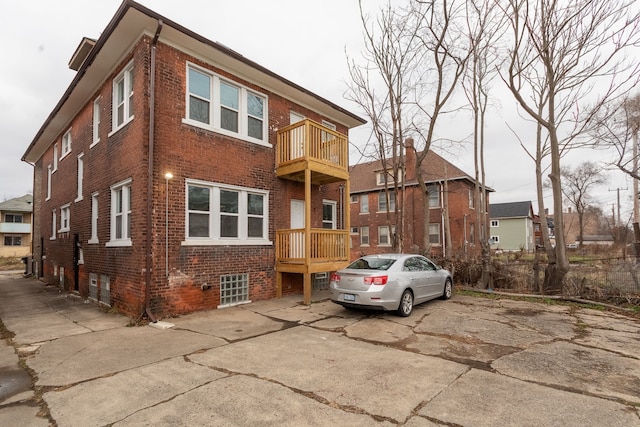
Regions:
[[22, 1, 364, 318], [348, 140, 491, 260]]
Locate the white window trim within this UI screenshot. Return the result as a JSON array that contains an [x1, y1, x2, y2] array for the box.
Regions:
[[378, 225, 394, 247], [428, 185, 440, 208], [109, 61, 134, 136], [51, 210, 57, 240], [106, 178, 132, 247], [322, 200, 337, 229], [182, 179, 271, 246], [91, 97, 101, 147], [46, 164, 52, 201], [61, 128, 72, 159], [59, 203, 70, 232], [75, 153, 84, 202], [360, 194, 369, 214], [53, 144, 58, 172], [491, 220, 499, 227], [360, 226, 369, 246], [377, 190, 396, 213], [183, 62, 270, 147], [89, 192, 99, 244]]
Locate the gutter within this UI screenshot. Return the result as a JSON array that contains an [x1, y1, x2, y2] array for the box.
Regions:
[[143, 19, 163, 323]]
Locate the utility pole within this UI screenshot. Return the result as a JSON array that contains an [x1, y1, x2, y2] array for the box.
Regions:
[[609, 187, 627, 245]]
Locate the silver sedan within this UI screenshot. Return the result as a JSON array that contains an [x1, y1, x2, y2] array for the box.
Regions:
[[329, 254, 452, 316]]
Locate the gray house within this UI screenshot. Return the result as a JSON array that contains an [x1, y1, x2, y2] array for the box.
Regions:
[[489, 201, 534, 252]]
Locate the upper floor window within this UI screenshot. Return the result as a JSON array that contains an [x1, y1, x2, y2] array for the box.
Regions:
[[491, 220, 499, 227], [429, 223, 440, 244], [53, 143, 58, 172], [51, 210, 57, 240], [112, 62, 134, 132], [469, 188, 474, 208], [428, 185, 440, 208], [185, 64, 268, 145], [92, 97, 101, 146], [360, 194, 369, 213], [89, 192, 99, 244], [61, 129, 72, 158], [59, 204, 70, 232], [350, 195, 358, 203], [46, 165, 52, 200], [185, 180, 269, 245], [76, 153, 84, 202], [4, 236, 21, 246], [4, 214, 23, 223], [376, 169, 401, 186], [378, 190, 396, 212], [107, 179, 132, 246]]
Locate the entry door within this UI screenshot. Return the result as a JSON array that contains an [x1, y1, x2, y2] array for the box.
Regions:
[[290, 200, 305, 258], [290, 112, 305, 159]]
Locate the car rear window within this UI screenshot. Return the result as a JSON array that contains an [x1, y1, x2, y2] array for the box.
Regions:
[[348, 257, 396, 270]]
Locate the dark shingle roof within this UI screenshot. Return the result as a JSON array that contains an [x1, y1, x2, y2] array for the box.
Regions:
[[489, 201, 533, 219], [350, 150, 476, 193]]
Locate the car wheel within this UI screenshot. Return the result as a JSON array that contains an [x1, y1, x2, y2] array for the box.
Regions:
[[397, 289, 413, 317], [441, 278, 453, 300]]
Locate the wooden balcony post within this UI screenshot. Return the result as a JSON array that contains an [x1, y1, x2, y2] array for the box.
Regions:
[[304, 168, 312, 305]]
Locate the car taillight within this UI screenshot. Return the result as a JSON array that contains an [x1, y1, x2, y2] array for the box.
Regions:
[[364, 276, 388, 285], [330, 273, 340, 282]]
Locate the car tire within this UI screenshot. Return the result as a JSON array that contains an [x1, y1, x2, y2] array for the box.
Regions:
[[397, 289, 413, 317], [440, 278, 453, 300]]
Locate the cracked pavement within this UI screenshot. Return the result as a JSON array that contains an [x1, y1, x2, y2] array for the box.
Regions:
[[0, 272, 639, 426]]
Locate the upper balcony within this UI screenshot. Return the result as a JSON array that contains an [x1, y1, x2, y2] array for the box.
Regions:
[[0, 222, 31, 234], [276, 119, 349, 185]]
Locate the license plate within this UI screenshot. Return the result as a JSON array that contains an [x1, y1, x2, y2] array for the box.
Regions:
[[343, 294, 356, 302]]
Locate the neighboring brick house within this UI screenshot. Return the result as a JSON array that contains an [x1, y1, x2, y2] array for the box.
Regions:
[[22, 1, 364, 318], [348, 140, 491, 259], [489, 201, 535, 252], [0, 195, 33, 258]]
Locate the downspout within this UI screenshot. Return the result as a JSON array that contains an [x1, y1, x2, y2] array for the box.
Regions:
[[144, 20, 163, 323]]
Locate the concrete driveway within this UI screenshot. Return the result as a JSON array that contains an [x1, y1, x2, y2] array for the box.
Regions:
[[0, 271, 639, 426]]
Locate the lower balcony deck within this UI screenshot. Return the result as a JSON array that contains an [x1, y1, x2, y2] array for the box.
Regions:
[[275, 229, 350, 274]]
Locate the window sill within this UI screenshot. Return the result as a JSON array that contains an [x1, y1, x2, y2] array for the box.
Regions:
[[181, 239, 272, 246], [90, 139, 100, 149], [182, 118, 272, 148], [106, 239, 132, 247], [75, 196, 83, 203], [108, 116, 134, 138], [88, 238, 99, 245]]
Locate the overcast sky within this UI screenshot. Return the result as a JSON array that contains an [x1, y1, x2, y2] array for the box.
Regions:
[[0, 0, 634, 219]]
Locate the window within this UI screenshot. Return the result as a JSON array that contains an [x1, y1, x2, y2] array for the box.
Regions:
[[350, 195, 358, 203], [376, 169, 401, 186], [378, 226, 394, 246], [53, 144, 58, 172], [108, 179, 131, 246], [76, 153, 84, 202], [92, 97, 100, 146], [51, 210, 57, 240], [219, 273, 249, 306], [491, 235, 500, 244], [4, 214, 23, 223], [185, 180, 269, 245], [46, 165, 52, 200], [185, 64, 268, 144], [491, 220, 499, 227], [360, 226, 369, 246], [350, 227, 359, 234], [4, 236, 21, 246], [322, 201, 336, 229], [89, 192, 99, 244], [429, 223, 440, 244], [378, 190, 395, 212], [428, 185, 440, 207], [469, 188, 474, 208], [61, 129, 72, 158], [360, 194, 369, 213], [321, 120, 336, 142], [112, 61, 134, 131], [59, 204, 70, 232], [469, 223, 475, 244]]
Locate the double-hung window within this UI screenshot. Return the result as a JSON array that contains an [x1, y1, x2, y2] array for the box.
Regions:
[[378, 190, 395, 212], [185, 64, 268, 145], [59, 204, 70, 232], [61, 129, 72, 158], [112, 61, 134, 132], [76, 153, 84, 202], [107, 179, 132, 246], [92, 97, 100, 146], [185, 180, 269, 245]]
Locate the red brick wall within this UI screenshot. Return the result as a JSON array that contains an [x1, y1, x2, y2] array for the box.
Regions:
[[32, 36, 352, 318]]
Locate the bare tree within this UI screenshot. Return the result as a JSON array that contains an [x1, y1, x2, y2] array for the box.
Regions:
[[409, 0, 471, 256], [346, 1, 422, 252], [462, 0, 506, 286], [560, 162, 607, 246], [500, 0, 640, 293]]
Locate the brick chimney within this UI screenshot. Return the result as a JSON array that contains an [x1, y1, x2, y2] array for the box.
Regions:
[[404, 137, 417, 181]]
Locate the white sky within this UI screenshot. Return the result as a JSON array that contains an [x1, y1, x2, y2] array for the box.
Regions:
[[0, 0, 634, 219]]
